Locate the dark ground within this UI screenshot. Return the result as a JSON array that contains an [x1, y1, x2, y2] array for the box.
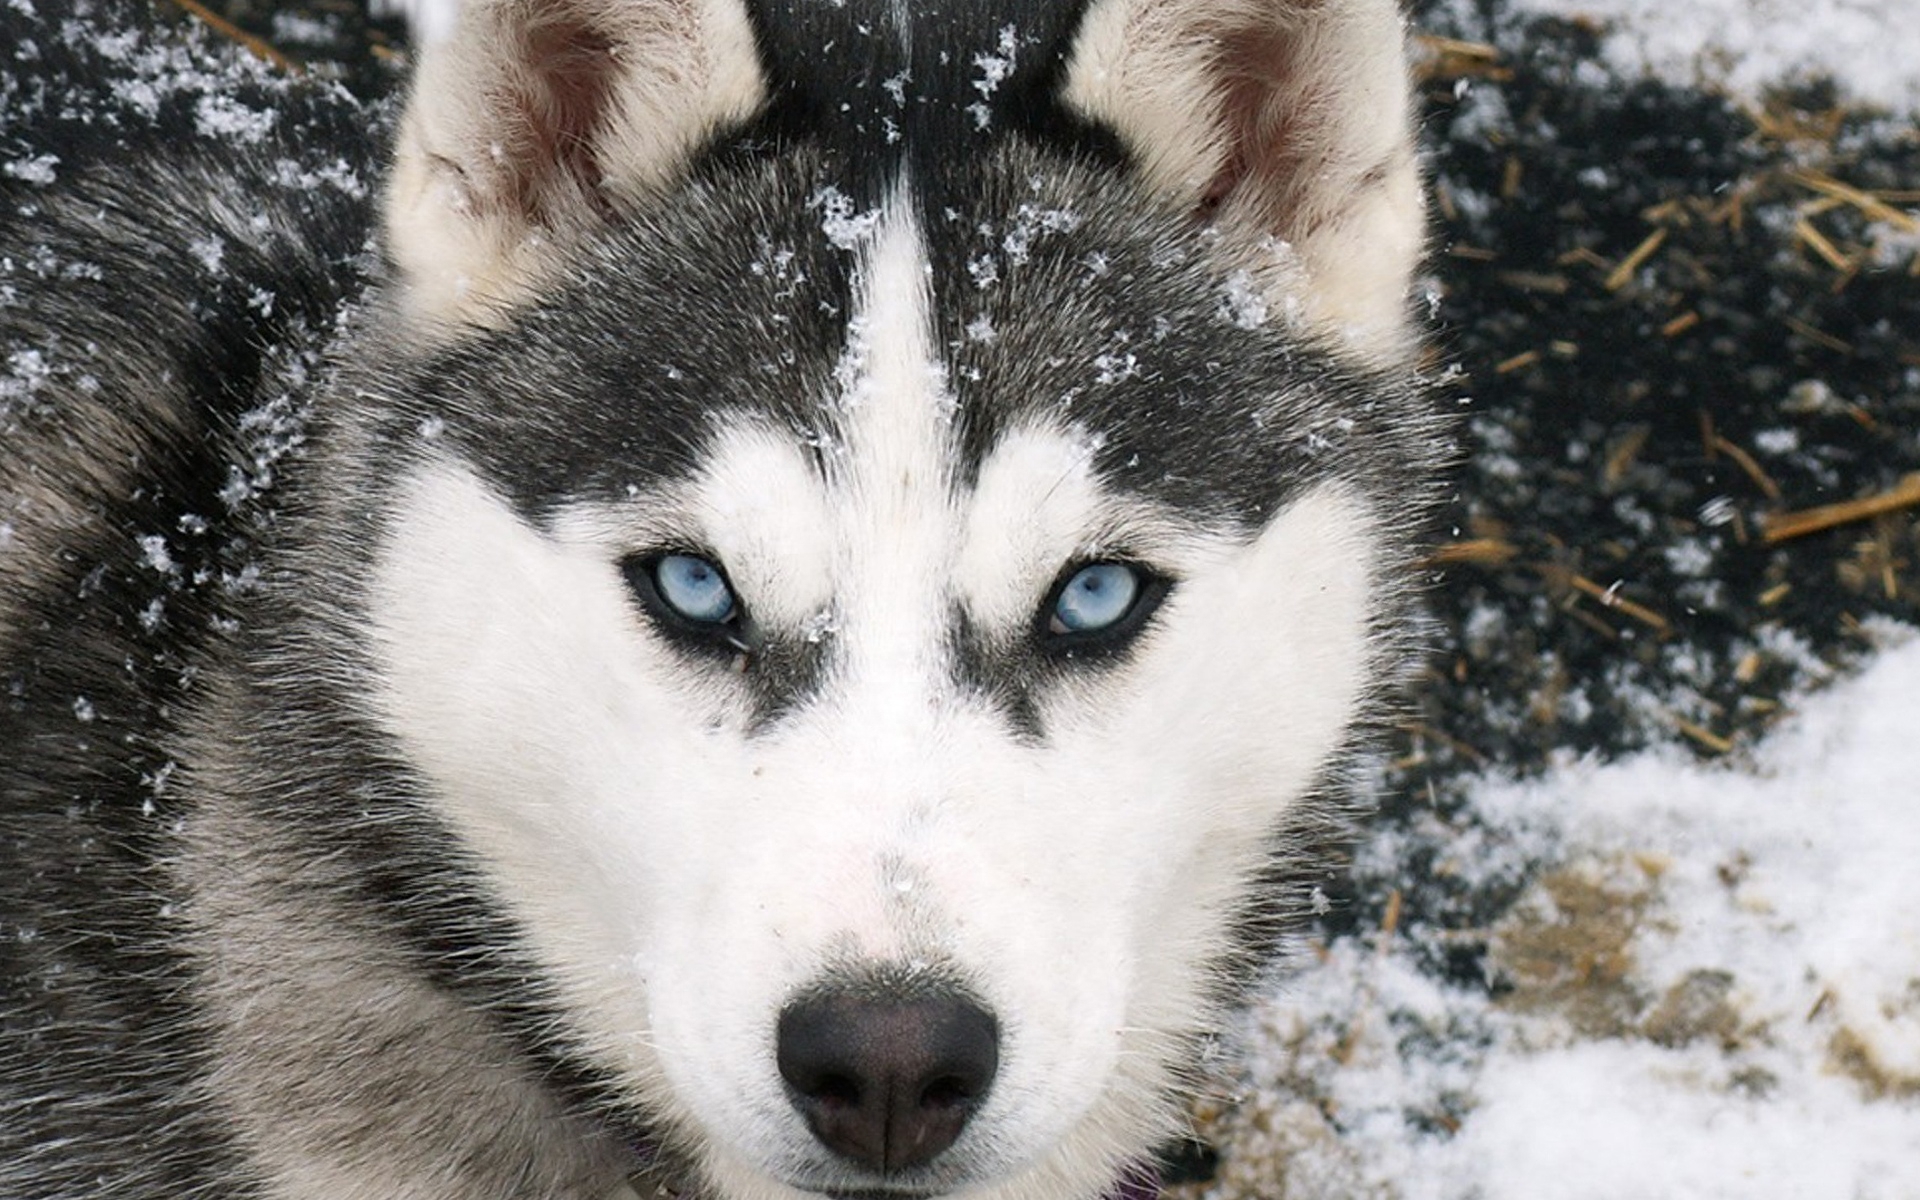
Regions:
[[1408, 3, 1918, 766], [1376, 1, 1920, 954]]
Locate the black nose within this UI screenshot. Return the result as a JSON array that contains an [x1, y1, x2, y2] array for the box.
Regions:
[[776, 988, 999, 1173]]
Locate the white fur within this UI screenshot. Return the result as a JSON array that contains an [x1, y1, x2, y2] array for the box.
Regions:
[[366, 197, 1384, 1200], [370, 0, 463, 46]]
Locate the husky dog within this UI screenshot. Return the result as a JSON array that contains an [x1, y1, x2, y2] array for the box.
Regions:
[[0, 0, 1444, 1196]]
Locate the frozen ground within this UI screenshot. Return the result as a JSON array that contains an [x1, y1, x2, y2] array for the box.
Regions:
[[1174, 1, 1920, 1195], [1509, 0, 1920, 117], [1189, 624, 1920, 1198]]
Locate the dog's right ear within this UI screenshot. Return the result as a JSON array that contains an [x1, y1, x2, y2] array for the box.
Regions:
[[383, 0, 766, 329], [1062, 0, 1425, 363]]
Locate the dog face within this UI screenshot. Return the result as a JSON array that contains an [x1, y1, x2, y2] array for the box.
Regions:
[[352, 1, 1430, 1196]]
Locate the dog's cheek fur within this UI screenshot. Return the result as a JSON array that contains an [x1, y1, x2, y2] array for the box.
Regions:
[[363, 459, 713, 1096], [1067, 482, 1383, 982]]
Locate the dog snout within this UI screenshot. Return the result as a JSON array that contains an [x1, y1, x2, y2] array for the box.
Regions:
[[775, 987, 999, 1174]]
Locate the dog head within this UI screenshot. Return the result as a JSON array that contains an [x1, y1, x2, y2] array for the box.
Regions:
[[354, 2, 1434, 1196]]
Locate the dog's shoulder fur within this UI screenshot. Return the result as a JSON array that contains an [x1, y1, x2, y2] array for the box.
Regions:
[[0, 0, 382, 631], [1, 6, 383, 1190]]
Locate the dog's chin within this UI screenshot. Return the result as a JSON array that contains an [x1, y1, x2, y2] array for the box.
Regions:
[[781, 1167, 968, 1200]]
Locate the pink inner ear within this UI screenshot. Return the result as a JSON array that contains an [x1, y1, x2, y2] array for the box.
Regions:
[[1197, 23, 1326, 232], [496, 9, 621, 224]]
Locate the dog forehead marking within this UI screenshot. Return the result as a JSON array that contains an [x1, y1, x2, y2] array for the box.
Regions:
[[684, 191, 1132, 679], [818, 189, 960, 682]]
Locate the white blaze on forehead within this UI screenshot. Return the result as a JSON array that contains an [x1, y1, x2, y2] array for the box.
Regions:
[[821, 195, 958, 693]]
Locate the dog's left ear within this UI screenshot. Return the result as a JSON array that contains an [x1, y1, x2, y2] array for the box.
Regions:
[[382, 0, 766, 329], [1063, 0, 1425, 362]]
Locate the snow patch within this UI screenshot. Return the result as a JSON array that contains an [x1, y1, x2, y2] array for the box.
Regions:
[[1205, 630, 1920, 1199], [1498, 0, 1920, 115], [2, 154, 58, 185]]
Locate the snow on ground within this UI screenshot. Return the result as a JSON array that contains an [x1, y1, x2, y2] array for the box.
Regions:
[[1497, 0, 1920, 116], [1196, 625, 1920, 1199]]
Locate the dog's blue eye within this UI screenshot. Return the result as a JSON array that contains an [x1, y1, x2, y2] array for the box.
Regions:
[[1049, 562, 1142, 635], [653, 554, 736, 624]]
